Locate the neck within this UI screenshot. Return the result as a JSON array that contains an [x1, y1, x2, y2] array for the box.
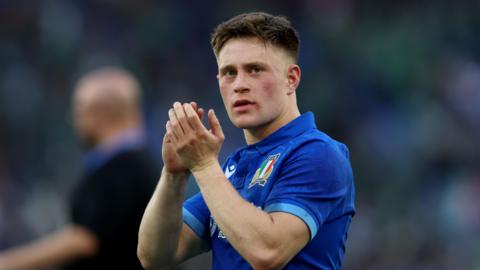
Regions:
[[96, 120, 141, 147], [243, 107, 300, 145]]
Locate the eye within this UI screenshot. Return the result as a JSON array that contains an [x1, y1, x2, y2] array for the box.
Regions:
[[250, 65, 263, 74], [221, 69, 237, 78], [226, 70, 237, 77]]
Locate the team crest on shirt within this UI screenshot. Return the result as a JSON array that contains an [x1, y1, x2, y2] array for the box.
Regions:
[[248, 153, 280, 189]]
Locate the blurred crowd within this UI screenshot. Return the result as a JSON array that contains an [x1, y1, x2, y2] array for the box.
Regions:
[[1, 0, 479, 269]]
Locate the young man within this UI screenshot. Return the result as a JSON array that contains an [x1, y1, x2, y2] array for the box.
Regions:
[[138, 12, 355, 270], [0, 67, 158, 270]]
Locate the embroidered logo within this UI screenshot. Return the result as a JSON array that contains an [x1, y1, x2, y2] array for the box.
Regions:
[[248, 154, 280, 189], [225, 164, 236, 179]]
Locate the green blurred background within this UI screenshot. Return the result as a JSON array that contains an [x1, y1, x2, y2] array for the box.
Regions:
[[1, 0, 479, 269]]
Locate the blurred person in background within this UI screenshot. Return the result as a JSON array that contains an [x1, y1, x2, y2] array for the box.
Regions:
[[0, 67, 158, 270], [138, 12, 355, 270]]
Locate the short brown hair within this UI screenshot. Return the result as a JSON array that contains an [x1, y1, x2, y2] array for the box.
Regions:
[[211, 12, 300, 62]]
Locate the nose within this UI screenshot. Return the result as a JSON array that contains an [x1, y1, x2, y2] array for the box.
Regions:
[[233, 72, 250, 93]]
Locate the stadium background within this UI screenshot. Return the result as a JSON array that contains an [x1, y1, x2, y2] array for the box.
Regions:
[[0, 0, 479, 269]]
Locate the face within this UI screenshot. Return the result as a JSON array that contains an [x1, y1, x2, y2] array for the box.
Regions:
[[216, 37, 299, 131], [72, 86, 100, 149]]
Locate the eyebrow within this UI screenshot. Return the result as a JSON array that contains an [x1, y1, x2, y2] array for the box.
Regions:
[[219, 61, 268, 74], [219, 65, 234, 75]]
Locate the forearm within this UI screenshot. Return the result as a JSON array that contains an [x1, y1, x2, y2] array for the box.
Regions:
[[165, 102, 306, 268], [192, 163, 280, 261], [0, 226, 98, 270], [137, 167, 188, 269]]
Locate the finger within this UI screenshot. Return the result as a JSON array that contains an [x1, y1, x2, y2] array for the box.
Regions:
[[168, 108, 184, 137], [165, 120, 178, 143], [190, 101, 204, 119], [208, 109, 224, 139], [184, 103, 207, 131], [173, 102, 193, 133], [197, 107, 205, 121], [190, 101, 198, 111]]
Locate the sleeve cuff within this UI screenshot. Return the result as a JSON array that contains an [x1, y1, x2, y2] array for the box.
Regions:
[[183, 207, 207, 239], [265, 203, 318, 240]]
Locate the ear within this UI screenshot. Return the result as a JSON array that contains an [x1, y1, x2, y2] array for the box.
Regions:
[[286, 64, 301, 95]]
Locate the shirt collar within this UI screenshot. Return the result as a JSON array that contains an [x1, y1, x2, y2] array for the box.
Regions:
[[83, 128, 145, 174], [246, 112, 317, 155]]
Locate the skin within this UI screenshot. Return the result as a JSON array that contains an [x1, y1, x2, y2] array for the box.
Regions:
[[216, 37, 301, 144], [138, 37, 309, 270], [0, 69, 143, 270], [73, 70, 141, 149]]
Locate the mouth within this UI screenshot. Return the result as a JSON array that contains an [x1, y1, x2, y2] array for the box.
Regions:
[[233, 99, 255, 107], [232, 99, 256, 112]]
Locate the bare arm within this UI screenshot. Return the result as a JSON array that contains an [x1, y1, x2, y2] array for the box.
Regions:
[[0, 225, 98, 270], [137, 102, 208, 269], [137, 169, 208, 269], [193, 164, 309, 270], [169, 102, 309, 270]]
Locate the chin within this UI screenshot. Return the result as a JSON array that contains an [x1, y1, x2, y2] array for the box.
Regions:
[[231, 115, 263, 129], [79, 135, 98, 150], [231, 118, 251, 129], [233, 122, 255, 129]]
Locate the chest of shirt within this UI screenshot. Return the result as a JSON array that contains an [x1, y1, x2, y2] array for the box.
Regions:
[[208, 149, 285, 243], [224, 149, 286, 208]]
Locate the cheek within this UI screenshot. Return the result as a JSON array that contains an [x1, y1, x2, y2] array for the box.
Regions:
[[258, 77, 278, 99], [79, 114, 97, 134], [73, 114, 85, 132], [218, 82, 230, 102]]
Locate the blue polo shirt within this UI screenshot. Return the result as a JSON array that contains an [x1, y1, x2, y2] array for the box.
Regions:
[[183, 112, 355, 270]]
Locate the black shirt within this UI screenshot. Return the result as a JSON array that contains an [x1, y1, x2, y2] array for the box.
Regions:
[[64, 148, 158, 270]]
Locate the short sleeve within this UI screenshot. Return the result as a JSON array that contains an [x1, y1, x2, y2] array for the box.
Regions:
[[183, 192, 211, 243], [183, 155, 237, 243], [264, 140, 351, 240]]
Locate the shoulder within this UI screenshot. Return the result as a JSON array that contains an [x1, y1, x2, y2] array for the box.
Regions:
[[285, 129, 350, 164], [93, 148, 159, 185], [276, 131, 352, 193], [107, 149, 157, 170]]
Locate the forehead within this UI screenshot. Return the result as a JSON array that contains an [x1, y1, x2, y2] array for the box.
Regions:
[[74, 75, 129, 103], [73, 82, 96, 106], [217, 37, 289, 68], [73, 80, 106, 113]]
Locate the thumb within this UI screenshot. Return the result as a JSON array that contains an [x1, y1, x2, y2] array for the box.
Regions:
[[208, 109, 224, 139]]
